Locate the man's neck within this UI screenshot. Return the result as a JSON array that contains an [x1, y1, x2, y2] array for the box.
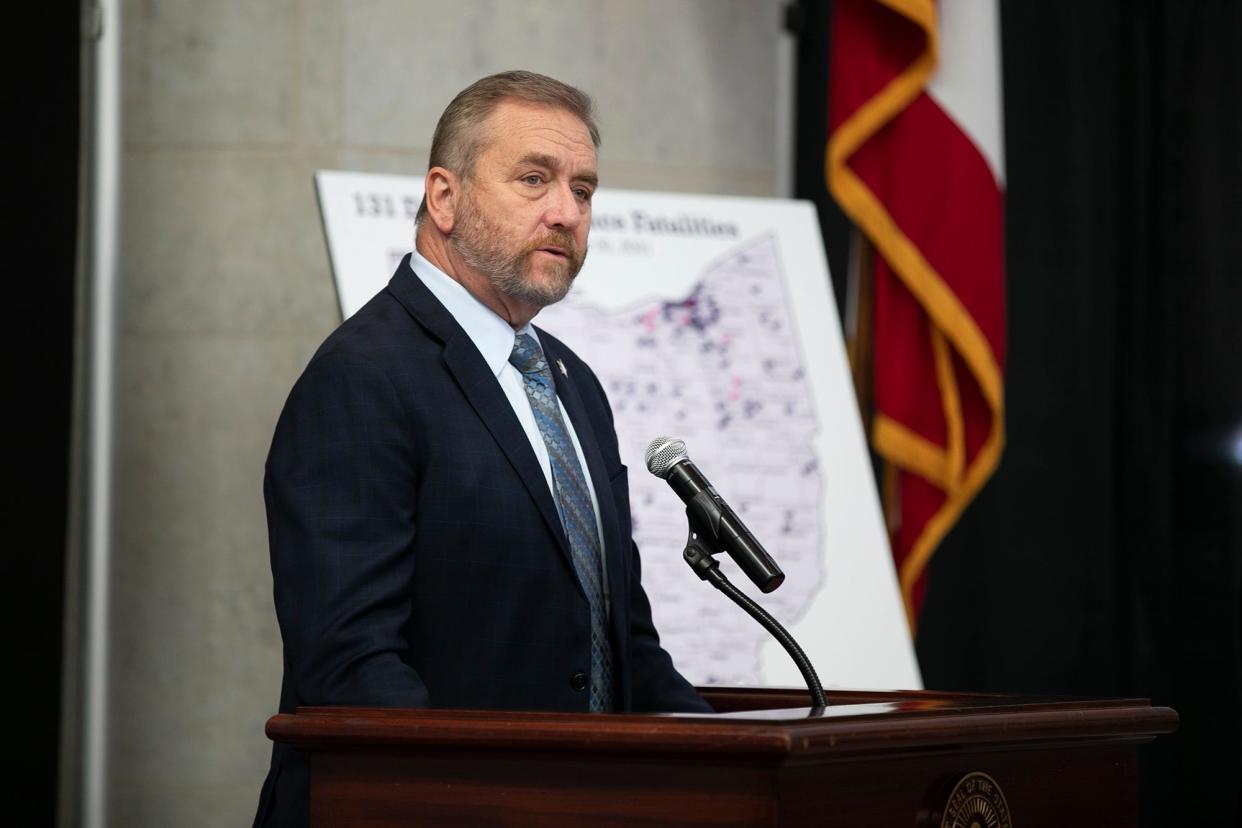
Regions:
[[415, 226, 539, 330]]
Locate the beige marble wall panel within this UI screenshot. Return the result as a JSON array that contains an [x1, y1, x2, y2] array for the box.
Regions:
[[111, 780, 265, 828], [597, 159, 781, 198], [340, 0, 607, 151], [123, 0, 298, 146], [119, 148, 341, 336], [339, 0, 783, 186], [336, 145, 429, 177], [109, 334, 319, 824], [298, 0, 344, 145], [593, 0, 783, 172]]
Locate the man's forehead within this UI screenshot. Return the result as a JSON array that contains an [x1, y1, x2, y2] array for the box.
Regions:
[[482, 100, 596, 163], [488, 96, 589, 129]]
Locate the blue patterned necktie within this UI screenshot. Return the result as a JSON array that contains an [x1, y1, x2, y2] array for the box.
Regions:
[[509, 333, 614, 712]]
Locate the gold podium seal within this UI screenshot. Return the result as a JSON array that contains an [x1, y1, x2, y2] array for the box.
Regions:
[[940, 772, 1012, 828]]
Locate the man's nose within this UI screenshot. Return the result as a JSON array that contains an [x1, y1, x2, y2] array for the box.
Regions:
[[543, 184, 584, 230]]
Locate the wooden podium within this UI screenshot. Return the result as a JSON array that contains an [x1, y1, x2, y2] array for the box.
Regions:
[[267, 687, 1176, 826]]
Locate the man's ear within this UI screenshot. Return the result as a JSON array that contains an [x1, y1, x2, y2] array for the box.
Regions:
[[423, 166, 458, 234]]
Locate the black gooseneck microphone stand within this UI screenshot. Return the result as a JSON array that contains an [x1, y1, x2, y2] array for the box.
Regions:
[[681, 527, 828, 710]]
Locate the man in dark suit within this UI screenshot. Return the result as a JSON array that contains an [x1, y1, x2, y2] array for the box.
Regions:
[[254, 70, 711, 826]]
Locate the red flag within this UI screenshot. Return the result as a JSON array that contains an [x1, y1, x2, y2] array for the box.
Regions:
[[828, 0, 1006, 629]]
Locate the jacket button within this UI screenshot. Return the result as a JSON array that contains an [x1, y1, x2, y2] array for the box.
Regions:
[[570, 671, 588, 691]]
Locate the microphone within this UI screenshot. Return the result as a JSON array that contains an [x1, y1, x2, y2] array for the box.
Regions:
[[645, 437, 785, 593]]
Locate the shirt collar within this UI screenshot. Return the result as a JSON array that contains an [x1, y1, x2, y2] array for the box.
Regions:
[[408, 250, 537, 377]]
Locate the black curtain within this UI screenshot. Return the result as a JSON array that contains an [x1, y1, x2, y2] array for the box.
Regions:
[[8, 5, 79, 824], [794, 1, 1241, 824]]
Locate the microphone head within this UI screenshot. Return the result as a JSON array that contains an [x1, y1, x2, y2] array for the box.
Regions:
[[645, 436, 688, 479]]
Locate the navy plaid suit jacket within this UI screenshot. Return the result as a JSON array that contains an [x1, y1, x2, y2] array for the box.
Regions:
[[255, 255, 710, 827]]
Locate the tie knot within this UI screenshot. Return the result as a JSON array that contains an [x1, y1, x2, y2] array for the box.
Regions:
[[509, 333, 548, 375]]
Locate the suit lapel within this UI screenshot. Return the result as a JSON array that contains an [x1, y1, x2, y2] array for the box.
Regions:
[[386, 258, 574, 568]]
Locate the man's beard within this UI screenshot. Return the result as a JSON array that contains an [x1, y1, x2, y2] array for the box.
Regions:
[[451, 190, 587, 308]]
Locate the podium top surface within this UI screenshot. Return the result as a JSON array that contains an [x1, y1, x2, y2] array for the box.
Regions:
[[267, 688, 1177, 760]]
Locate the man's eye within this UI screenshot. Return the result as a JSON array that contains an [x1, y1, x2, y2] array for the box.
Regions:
[[522, 174, 544, 185], [573, 187, 593, 201]]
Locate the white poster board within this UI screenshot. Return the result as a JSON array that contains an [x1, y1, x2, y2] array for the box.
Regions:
[[315, 170, 922, 690]]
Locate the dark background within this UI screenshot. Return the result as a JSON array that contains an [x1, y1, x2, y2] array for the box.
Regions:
[[9, 5, 78, 826], [794, 1, 1241, 824]]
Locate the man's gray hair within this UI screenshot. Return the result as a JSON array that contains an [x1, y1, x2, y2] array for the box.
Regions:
[[415, 70, 600, 225]]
